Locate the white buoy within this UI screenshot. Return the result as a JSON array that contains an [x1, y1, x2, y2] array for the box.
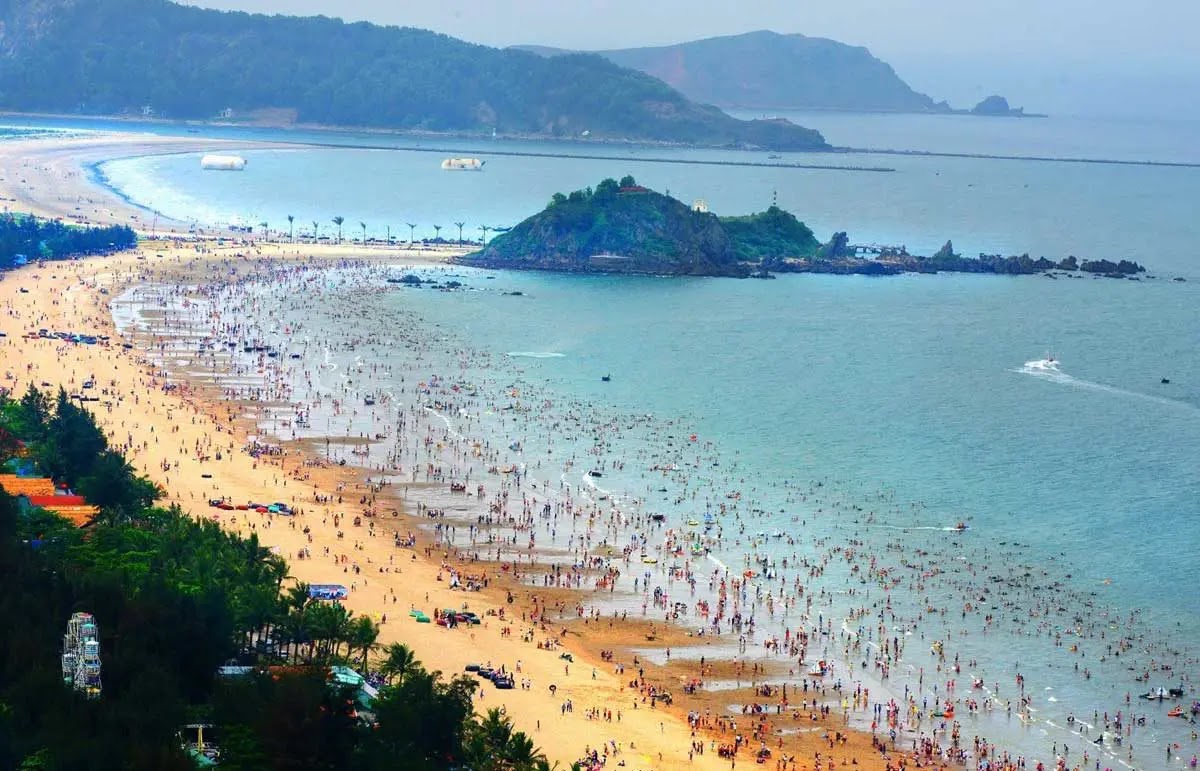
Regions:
[[200, 154, 247, 171]]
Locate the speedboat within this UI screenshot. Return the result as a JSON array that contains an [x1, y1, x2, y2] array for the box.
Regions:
[[952, 522, 969, 532], [1140, 687, 1169, 700]]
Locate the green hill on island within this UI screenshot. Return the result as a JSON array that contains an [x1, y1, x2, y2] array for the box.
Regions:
[[516, 31, 950, 113], [456, 177, 1143, 279], [457, 176, 819, 278], [0, 0, 827, 151]]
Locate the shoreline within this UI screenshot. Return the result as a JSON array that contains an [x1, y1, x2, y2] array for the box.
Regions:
[[2, 129, 1194, 771], [0, 246, 894, 770], [0, 132, 296, 233]]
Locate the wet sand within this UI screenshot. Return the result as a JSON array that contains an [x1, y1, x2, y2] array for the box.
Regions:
[[0, 239, 899, 770], [0, 131, 301, 233], [4, 130, 1194, 771]]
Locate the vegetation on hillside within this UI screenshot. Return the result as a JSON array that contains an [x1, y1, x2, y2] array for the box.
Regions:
[[0, 214, 136, 270], [460, 176, 824, 276], [459, 179, 1145, 279], [719, 205, 819, 261], [519, 31, 948, 113], [0, 0, 827, 150], [465, 175, 746, 276], [0, 386, 554, 770]]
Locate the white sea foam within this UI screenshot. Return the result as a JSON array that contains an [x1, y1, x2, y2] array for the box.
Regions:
[[506, 351, 565, 359], [1015, 358, 1198, 414]]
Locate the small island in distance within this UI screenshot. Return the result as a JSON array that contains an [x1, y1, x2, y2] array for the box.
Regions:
[[456, 176, 1143, 279]]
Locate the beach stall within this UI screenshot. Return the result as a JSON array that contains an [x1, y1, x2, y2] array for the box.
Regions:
[[308, 584, 349, 601]]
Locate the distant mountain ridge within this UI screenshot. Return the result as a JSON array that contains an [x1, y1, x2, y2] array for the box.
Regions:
[[516, 31, 950, 113], [0, 0, 828, 150]]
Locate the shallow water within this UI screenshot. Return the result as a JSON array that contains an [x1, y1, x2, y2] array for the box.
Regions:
[[100, 113, 1200, 769]]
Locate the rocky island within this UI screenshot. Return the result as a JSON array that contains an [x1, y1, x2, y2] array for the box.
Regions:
[[970, 95, 1042, 117], [456, 177, 1144, 279], [457, 177, 817, 278]]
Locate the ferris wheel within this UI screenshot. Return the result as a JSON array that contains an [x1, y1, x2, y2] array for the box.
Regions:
[[62, 612, 102, 699]]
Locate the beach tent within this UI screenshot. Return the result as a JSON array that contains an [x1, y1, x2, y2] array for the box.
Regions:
[[308, 584, 349, 601]]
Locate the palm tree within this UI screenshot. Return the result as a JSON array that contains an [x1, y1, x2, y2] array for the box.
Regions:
[[502, 732, 540, 770], [406, 222, 417, 244], [479, 225, 491, 244], [305, 601, 351, 661], [454, 221, 465, 244], [378, 642, 418, 685], [332, 216, 345, 243], [386, 224, 391, 244], [346, 615, 380, 670], [287, 214, 294, 242], [259, 221, 269, 240], [359, 221, 367, 244], [311, 221, 319, 241], [432, 224, 442, 242], [467, 709, 547, 770]]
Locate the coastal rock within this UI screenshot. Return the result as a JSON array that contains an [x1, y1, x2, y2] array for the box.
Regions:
[[971, 95, 1027, 117], [457, 177, 752, 277]]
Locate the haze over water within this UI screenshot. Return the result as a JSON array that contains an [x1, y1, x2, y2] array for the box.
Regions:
[[88, 112, 1200, 769]]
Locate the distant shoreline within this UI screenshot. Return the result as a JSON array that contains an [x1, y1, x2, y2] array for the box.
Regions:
[[845, 146, 1200, 169]]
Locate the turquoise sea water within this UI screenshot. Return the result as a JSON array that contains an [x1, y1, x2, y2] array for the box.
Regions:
[[68, 112, 1200, 767]]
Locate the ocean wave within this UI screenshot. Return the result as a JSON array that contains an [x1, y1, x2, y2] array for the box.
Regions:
[[1015, 358, 1198, 414]]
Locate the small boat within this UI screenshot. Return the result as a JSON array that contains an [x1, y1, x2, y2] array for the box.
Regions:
[[364, 396, 376, 406], [601, 374, 611, 382], [952, 522, 968, 532], [441, 157, 484, 171], [1161, 378, 1171, 384], [1167, 706, 1185, 718], [588, 470, 602, 478], [1141, 687, 1169, 700]]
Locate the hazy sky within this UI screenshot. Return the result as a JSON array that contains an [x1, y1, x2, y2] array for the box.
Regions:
[[184, 0, 1200, 118]]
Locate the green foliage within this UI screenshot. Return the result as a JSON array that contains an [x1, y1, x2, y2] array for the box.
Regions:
[[78, 451, 161, 513], [0, 0, 827, 150], [719, 205, 819, 260], [0, 389, 553, 771], [477, 177, 740, 274], [472, 177, 822, 277], [0, 214, 136, 270]]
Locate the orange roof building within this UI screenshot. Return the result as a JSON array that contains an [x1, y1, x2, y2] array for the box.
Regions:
[[0, 475, 56, 498], [1, 477, 99, 527]]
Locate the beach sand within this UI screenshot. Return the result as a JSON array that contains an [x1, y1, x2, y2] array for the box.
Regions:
[[0, 132, 294, 232], [0, 133, 894, 771]]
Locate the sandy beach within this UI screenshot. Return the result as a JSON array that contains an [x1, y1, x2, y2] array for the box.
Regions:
[[0, 132, 300, 233], [8, 127, 1191, 771], [0, 132, 898, 771]]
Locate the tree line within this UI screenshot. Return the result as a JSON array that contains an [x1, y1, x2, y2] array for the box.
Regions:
[[0, 214, 137, 270], [0, 0, 826, 150], [0, 386, 557, 770]]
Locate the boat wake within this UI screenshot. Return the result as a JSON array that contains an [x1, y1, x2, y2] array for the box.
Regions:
[[506, 351, 565, 359], [1015, 358, 1197, 414]]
